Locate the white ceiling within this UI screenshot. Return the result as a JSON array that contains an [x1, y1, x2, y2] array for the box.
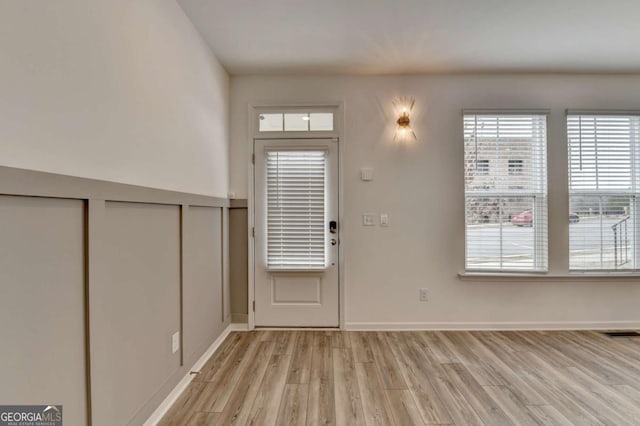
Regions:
[[177, 0, 640, 75]]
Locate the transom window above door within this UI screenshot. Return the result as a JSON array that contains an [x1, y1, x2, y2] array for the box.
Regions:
[[259, 112, 334, 132]]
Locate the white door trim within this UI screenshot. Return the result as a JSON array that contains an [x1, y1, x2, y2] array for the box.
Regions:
[[247, 102, 345, 330]]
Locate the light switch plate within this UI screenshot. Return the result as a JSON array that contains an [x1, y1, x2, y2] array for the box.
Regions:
[[380, 213, 389, 227], [363, 213, 376, 226], [360, 168, 374, 181], [172, 331, 180, 354], [420, 288, 429, 302]]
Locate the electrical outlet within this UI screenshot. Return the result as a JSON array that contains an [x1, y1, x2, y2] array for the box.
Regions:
[[172, 331, 180, 354], [360, 168, 374, 181], [419, 288, 429, 302]]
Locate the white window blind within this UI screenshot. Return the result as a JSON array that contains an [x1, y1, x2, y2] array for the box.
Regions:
[[464, 113, 548, 271], [567, 114, 640, 271], [266, 150, 327, 270]]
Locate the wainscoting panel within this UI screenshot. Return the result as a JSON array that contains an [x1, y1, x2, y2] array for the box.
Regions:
[[229, 202, 248, 323], [223, 208, 231, 323], [0, 166, 230, 425], [0, 195, 87, 425], [93, 202, 181, 425], [183, 206, 223, 366]]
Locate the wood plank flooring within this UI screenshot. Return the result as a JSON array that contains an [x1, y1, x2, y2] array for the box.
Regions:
[[159, 330, 640, 425]]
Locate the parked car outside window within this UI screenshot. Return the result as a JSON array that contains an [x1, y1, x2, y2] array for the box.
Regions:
[[511, 210, 580, 226]]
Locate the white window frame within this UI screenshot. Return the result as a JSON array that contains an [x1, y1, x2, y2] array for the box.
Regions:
[[463, 109, 549, 273], [254, 106, 337, 137], [567, 110, 640, 273]]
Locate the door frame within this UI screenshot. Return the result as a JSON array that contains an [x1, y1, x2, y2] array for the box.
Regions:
[[247, 102, 345, 330]]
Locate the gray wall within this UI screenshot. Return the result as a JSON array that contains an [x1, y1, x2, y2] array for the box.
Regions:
[[229, 203, 248, 322], [0, 196, 87, 425], [93, 202, 182, 425], [0, 166, 230, 425], [184, 206, 224, 362]]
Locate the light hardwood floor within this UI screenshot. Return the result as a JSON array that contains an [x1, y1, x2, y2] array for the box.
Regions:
[[160, 330, 640, 425]]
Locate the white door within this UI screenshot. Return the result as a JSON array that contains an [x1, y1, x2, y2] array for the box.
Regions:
[[254, 139, 339, 327]]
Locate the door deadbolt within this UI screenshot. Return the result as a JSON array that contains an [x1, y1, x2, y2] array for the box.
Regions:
[[329, 220, 337, 234]]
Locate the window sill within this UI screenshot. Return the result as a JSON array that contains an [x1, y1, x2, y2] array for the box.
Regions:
[[458, 272, 640, 282], [267, 268, 327, 273]]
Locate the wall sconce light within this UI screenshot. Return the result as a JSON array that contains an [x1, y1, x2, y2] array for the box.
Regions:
[[393, 96, 416, 142]]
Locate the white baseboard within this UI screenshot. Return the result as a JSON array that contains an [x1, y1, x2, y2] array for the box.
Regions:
[[345, 320, 640, 331], [254, 327, 340, 331], [228, 322, 249, 331], [144, 324, 236, 425]]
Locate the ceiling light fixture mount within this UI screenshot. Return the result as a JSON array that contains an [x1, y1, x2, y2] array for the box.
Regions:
[[393, 96, 416, 142]]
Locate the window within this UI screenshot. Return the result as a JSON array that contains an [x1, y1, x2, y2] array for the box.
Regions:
[[266, 150, 327, 270], [284, 113, 309, 131], [259, 112, 334, 132], [568, 113, 640, 271], [464, 113, 548, 271], [309, 113, 334, 131], [259, 113, 284, 132]]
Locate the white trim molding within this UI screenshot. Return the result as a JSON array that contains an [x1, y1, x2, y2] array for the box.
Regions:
[[144, 324, 240, 425], [345, 321, 640, 331], [248, 102, 345, 330], [228, 322, 250, 331], [458, 272, 640, 282]]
